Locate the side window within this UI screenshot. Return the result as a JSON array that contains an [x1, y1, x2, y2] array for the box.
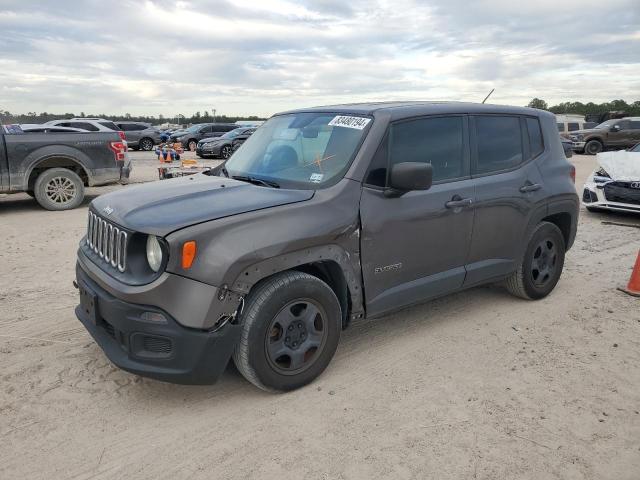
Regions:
[[388, 116, 465, 183], [526, 117, 544, 158], [58, 122, 72, 128], [629, 121, 640, 129], [474, 116, 523, 175], [557, 123, 564, 132], [617, 120, 630, 130], [568, 122, 580, 132], [71, 122, 99, 131]]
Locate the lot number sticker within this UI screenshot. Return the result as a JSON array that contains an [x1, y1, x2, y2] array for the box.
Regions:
[[328, 116, 371, 130]]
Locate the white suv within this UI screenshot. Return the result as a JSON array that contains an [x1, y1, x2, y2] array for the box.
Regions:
[[45, 118, 125, 140]]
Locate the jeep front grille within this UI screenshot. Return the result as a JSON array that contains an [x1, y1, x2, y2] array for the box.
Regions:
[[86, 212, 128, 272]]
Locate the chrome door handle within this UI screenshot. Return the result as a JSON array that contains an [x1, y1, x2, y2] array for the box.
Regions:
[[520, 183, 541, 193], [445, 197, 473, 209]]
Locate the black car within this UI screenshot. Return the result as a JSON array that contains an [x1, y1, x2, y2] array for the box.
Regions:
[[196, 127, 256, 159], [170, 123, 237, 151]]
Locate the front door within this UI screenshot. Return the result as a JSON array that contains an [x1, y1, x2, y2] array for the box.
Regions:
[[360, 115, 475, 317]]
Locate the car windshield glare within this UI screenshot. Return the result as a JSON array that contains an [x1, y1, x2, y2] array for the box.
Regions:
[[222, 129, 241, 139], [224, 112, 371, 188]]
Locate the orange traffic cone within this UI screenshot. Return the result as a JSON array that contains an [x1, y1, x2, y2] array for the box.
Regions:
[[619, 250, 640, 297]]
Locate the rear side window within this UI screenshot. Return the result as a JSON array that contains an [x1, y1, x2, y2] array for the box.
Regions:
[[526, 117, 544, 157], [98, 121, 119, 131], [71, 122, 99, 131], [474, 116, 523, 174], [628, 121, 640, 129], [557, 123, 564, 132], [568, 122, 580, 132]]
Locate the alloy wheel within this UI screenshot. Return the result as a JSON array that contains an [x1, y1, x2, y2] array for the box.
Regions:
[[45, 176, 77, 205]]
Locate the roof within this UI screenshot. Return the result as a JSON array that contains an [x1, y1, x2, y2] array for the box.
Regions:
[[276, 101, 547, 120]]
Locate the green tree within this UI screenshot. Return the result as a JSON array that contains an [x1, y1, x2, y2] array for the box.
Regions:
[[527, 98, 548, 110]]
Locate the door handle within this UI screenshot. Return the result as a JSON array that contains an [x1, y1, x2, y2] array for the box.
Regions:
[[519, 183, 541, 193], [445, 197, 473, 209]]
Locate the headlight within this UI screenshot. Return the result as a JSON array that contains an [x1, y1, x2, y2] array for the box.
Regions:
[[146, 235, 163, 272]]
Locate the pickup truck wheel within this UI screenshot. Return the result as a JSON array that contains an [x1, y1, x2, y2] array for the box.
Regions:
[[34, 168, 84, 211], [584, 140, 603, 155], [233, 271, 342, 392], [505, 221, 565, 300], [139, 138, 154, 151]]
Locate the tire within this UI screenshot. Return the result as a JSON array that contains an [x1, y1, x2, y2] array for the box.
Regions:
[[33, 168, 85, 211], [233, 271, 342, 392], [220, 144, 232, 159], [505, 222, 566, 300], [188, 140, 197, 151], [139, 137, 154, 151], [584, 139, 603, 155]]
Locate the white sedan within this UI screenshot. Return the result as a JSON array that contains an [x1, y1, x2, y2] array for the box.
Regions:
[[582, 143, 640, 214]]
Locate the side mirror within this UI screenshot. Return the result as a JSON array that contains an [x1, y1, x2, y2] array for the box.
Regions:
[[385, 162, 433, 197]]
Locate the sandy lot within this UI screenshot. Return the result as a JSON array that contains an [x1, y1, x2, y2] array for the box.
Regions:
[[1, 152, 639, 480]]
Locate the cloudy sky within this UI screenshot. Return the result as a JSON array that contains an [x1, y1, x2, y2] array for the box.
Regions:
[[1, 0, 638, 118]]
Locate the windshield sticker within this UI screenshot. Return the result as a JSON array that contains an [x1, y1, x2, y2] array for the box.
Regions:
[[310, 173, 324, 183], [328, 116, 371, 130]]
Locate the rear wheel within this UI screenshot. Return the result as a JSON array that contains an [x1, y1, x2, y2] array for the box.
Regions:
[[34, 168, 85, 211], [233, 271, 342, 392], [505, 222, 566, 300], [139, 137, 154, 151], [585, 140, 603, 155]]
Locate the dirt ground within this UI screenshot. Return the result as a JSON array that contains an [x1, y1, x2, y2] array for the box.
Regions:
[[1, 152, 639, 480]]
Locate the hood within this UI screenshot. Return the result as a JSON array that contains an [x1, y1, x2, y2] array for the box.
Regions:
[[199, 136, 225, 143], [91, 174, 314, 236], [571, 127, 603, 136], [597, 151, 640, 181]]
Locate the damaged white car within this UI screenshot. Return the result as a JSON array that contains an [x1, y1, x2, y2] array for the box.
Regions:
[[582, 143, 640, 214]]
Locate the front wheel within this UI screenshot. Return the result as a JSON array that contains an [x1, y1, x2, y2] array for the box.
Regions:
[[233, 271, 342, 392], [220, 144, 232, 159], [585, 140, 603, 155], [34, 168, 85, 211], [505, 222, 566, 300], [139, 137, 154, 151]]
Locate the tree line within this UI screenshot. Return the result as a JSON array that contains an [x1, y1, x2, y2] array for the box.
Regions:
[[0, 110, 266, 125], [527, 98, 640, 116]]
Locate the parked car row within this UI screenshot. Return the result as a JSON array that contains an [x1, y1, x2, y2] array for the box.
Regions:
[[196, 127, 256, 159]]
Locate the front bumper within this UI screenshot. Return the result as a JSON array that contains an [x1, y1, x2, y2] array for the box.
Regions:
[[196, 143, 222, 156], [582, 181, 640, 214], [572, 141, 585, 151], [75, 264, 242, 384]]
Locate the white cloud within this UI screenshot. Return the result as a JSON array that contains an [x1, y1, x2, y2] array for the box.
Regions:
[[0, 0, 638, 117]]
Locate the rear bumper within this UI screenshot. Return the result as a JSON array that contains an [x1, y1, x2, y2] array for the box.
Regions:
[[75, 264, 242, 384]]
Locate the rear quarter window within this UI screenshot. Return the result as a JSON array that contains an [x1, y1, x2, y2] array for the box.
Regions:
[[526, 117, 544, 158]]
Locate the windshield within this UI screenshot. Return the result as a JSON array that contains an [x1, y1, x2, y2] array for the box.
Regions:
[[186, 124, 205, 132], [224, 112, 371, 188], [594, 120, 617, 129], [221, 128, 242, 139], [630, 143, 640, 152]]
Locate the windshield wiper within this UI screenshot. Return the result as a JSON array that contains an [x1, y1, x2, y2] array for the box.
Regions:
[[232, 175, 280, 188]]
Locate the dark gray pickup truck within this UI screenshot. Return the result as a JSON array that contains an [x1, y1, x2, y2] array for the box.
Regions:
[[74, 102, 579, 392], [0, 126, 131, 210]]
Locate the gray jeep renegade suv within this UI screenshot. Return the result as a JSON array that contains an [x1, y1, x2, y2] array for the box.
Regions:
[[74, 102, 579, 391]]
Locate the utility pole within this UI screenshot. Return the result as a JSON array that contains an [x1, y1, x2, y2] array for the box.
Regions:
[[213, 108, 217, 122]]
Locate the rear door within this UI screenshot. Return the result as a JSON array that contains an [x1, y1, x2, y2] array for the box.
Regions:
[[360, 115, 475, 317], [464, 115, 546, 286]]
